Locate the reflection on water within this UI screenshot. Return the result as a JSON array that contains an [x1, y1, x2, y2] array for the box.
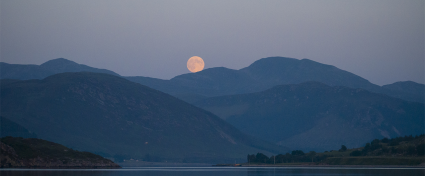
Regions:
[[1, 167, 424, 176]]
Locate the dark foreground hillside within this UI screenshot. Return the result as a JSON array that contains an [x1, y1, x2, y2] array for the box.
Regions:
[[1, 137, 120, 168], [0, 72, 285, 163]]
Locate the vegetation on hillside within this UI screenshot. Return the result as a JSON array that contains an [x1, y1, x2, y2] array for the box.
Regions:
[[247, 134, 425, 165], [349, 134, 425, 157], [2, 137, 105, 160]]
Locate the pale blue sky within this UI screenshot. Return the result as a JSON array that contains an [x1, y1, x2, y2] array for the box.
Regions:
[[1, 0, 423, 85]]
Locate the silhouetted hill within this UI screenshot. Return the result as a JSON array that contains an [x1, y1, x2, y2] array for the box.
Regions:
[[40, 58, 119, 76], [1, 136, 119, 168], [195, 82, 424, 151], [0, 72, 285, 163], [381, 81, 425, 103], [240, 57, 380, 91], [0, 58, 119, 80], [169, 67, 257, 96], [125, 67, 257, 102], [383, 81, 424, 93], [0, 63, 53, 80], [0, 116, 37, 138]]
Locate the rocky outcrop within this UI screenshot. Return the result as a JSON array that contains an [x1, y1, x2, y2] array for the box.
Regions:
[[1, 141, 25, 167]]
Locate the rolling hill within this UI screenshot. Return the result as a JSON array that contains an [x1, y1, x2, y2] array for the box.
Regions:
[[381, 81, 425, 103], [0, 72, 285, 163], [194, 82, 424, 151], [0, 58, 119, 80]]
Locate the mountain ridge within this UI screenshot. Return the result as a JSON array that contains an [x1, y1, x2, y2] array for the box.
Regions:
[[194, 81, 424, 151], [130, 57, 424, 103], [1, 57, 423, 104]]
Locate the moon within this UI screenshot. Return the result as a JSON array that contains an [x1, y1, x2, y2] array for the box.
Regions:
[[187, 56, 205, 73]]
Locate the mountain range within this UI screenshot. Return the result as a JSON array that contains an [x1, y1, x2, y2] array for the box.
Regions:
[[0, 72, 285, 163], [194, 82, 424, 151], [127, 57, 424, 104], [2, 57, 422, 103], [1, 57, 423, 161], [129, 57, 378, 97]]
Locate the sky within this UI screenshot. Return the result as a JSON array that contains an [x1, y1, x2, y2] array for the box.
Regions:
[[1, 0, 424, 85]]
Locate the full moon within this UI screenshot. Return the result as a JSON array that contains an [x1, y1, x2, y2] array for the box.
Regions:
[[187, 56, 205, 73]]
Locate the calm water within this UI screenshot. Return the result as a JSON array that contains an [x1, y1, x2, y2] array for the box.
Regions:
[[1, 167, 424, 176]]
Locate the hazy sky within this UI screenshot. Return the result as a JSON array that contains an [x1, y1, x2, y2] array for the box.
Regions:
[[1, 0, 423, 85]]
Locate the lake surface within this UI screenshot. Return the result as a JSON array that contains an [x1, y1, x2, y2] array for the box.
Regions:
[[1, 167, 424, 176]]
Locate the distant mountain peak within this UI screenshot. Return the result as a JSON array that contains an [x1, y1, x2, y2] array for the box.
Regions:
[[171, 66, 242, 81], [259, 56, 298, 61], [197, 67, 239, 75], [387, 81, 424, 86], [382, 81, 425, 97], [245, 57, 298, 67], [39, 58, 120, 76], [242, 57, 337, 73], [40, 58, 79, 67]]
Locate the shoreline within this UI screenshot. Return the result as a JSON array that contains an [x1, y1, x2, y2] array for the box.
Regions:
[[1, 165, 424, 170], [213, 163, 425, 168], [0, 166, 121, 169]]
